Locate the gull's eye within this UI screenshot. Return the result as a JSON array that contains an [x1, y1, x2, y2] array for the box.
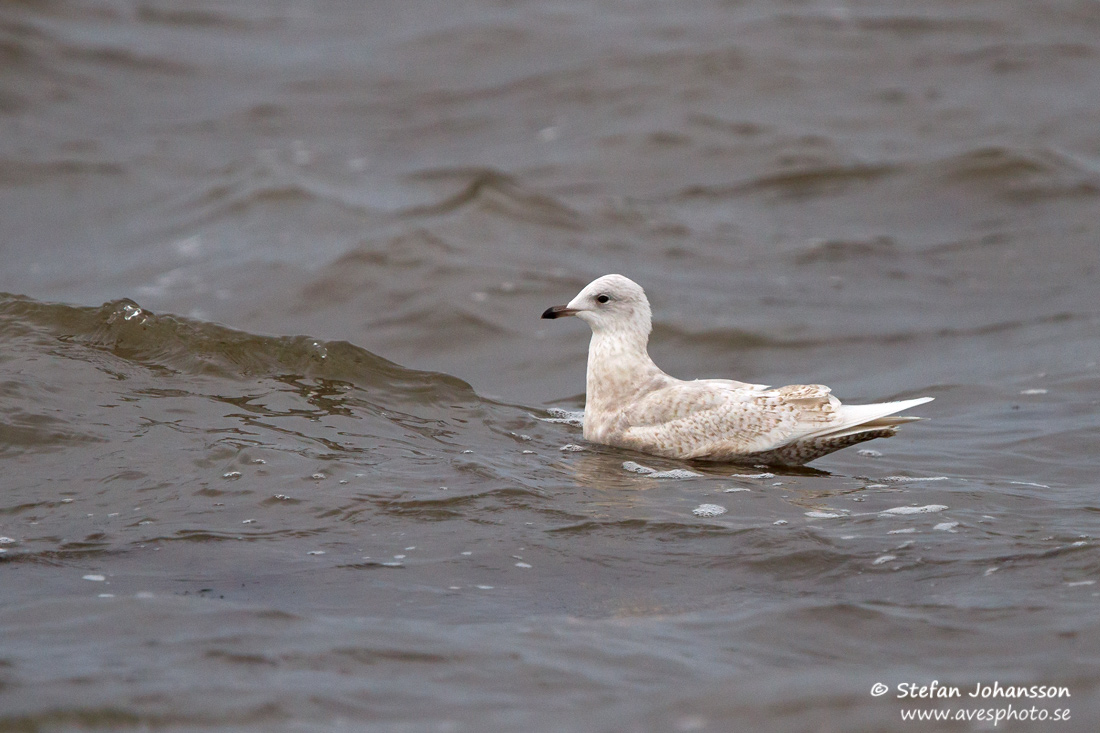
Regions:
[[596, 294, 611, 304]]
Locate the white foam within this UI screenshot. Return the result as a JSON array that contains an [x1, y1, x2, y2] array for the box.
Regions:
[[692, 504, 727, 517], [540, 408, 584, 427], [879, 504, 948, 515], [622, 461, 702, 479], [879, 476, 950, 483]]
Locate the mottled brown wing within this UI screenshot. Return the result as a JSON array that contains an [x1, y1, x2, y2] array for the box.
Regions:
[[617, 383, 840, 459]]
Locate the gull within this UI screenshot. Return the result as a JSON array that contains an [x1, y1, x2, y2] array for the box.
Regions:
[[542, 274, 932, 465]]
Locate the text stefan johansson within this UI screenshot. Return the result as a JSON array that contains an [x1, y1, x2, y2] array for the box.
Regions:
[[895, 681, 1070, 700]]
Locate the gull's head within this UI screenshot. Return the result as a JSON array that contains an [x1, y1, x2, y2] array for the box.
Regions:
[[541, 274, 652, 338]]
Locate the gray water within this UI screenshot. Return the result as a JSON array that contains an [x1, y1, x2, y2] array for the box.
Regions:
[[2, 1, 1100, 731]]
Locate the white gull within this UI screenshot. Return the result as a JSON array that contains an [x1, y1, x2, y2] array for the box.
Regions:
[[542, 274, 932, 466]]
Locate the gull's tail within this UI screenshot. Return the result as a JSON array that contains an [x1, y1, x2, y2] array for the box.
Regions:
[[809, 396, 934, 441]]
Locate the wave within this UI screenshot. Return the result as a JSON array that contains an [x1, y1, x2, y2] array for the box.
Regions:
[[134, 5, 282, 31], [676, 162, 899, 200], [928, 145, 1100, 200], [400, 167, 583, 229], [667, 143, 1100, 205], [151, 157, 385, 235], [0, 293, 478, 405], [651, 310, 1084, 351], [0, 157, 126, 184]]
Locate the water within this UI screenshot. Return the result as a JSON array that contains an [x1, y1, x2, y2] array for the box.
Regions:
[[3, 0, 1100, 730]]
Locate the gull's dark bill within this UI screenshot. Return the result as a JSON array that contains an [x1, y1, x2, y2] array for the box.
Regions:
[[542, 305, 578, 319]]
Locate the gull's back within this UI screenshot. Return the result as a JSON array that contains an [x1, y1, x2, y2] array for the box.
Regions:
[[601, 376, 931, 465]]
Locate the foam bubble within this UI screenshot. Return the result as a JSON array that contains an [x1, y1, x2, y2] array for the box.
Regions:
[[540, 408, 584, 427], [880, 504, 948, 515], [692, 504, 727, 517], [623, 461, 702, 479]]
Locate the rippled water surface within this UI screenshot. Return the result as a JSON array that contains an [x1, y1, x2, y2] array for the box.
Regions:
[[3, 1, 1100, 730]]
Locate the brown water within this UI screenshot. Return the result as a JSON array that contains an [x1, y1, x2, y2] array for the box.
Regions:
[[3, 1, 1100, 730]]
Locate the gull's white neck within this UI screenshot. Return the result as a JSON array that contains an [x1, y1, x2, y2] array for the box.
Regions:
[[584, 327, 664, 415]]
